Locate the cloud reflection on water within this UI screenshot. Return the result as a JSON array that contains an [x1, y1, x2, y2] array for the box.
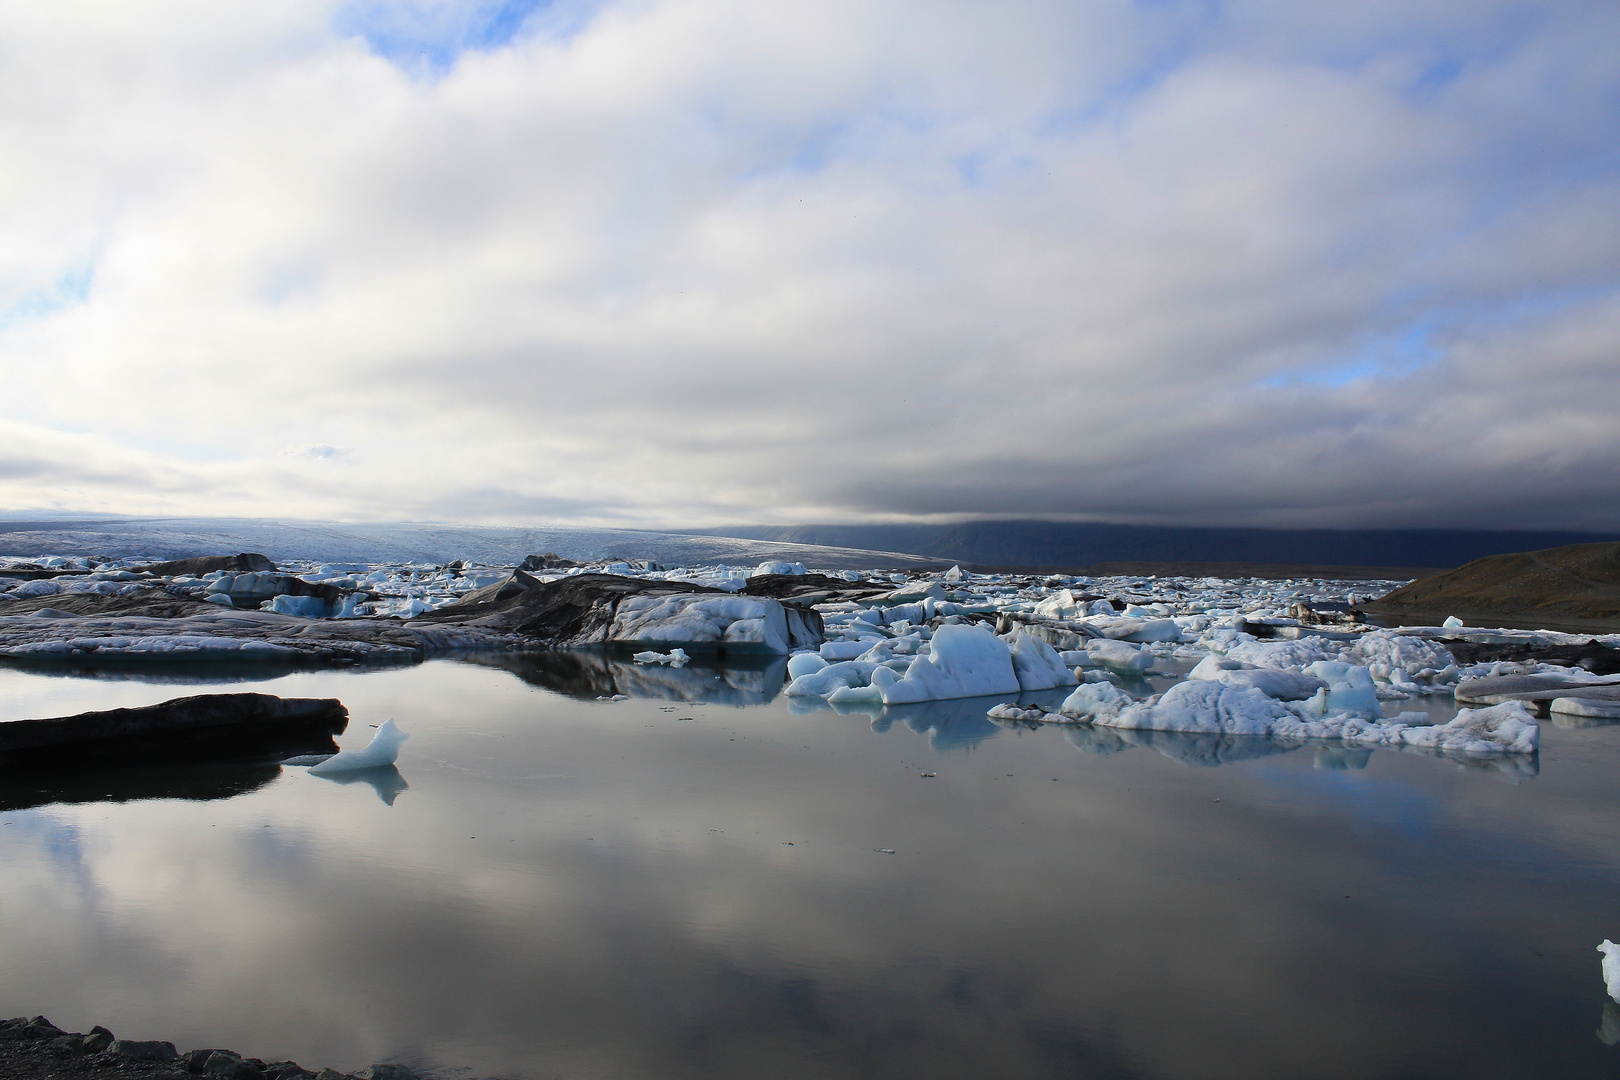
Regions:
[[0, 659, 1608, 1080]]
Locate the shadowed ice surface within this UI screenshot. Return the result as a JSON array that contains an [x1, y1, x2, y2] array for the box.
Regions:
[[1, 658, 1619, 1079]]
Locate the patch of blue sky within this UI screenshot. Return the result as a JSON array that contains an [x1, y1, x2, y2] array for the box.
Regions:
[[0, 261, 96, 332], [336, 0, 578, 78], [1258, 318, 1446, 390], [1408, 56, 1463, 100]]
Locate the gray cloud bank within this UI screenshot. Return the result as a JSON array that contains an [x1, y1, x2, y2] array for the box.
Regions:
[[2, 1, 1618, 530]]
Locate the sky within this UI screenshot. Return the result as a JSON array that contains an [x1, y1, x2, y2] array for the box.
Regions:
[[2, 0, 1619, 532]]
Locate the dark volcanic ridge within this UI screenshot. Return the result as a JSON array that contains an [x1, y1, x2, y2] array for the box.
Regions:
[[1363, 541, 1620, 631]]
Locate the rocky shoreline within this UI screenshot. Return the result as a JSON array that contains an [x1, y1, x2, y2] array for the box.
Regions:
[[0, 1017, 420, 1080]]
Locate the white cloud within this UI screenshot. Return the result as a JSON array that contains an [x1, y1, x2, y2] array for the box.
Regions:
[[1, 0, 1617, 530]]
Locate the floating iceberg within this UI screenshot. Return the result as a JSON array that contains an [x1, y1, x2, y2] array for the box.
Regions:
[[607, 593, 802, 654], [751, 561, 807, 577], [1600, 941, 1620, 1003], [1009, 630, 1078, 691], [880, 624, 1020, 704], [1189, 655, 1327, 700], [1086, 639, 1154, 673], [633, 648, 690, 667], [308, 720, 408, 774], [1064, 682, 1538, 756]]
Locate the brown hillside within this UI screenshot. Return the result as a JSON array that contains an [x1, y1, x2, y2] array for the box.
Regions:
[[1363, 541, 1620, 624]]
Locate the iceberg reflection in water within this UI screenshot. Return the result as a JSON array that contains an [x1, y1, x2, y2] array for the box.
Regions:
[[308, 763, 410, 805], [1046, 719, 1542, 779], [454, 651, 788, 706]]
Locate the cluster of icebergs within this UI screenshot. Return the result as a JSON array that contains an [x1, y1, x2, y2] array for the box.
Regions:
[[5, 553, 1616, 757], [770, 563, 1619, 758]]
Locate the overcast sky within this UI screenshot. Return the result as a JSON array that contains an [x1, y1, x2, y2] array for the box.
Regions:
[[3, 1, 1618, 532]]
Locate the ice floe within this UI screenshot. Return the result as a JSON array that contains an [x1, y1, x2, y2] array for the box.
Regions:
[[1601, 941, 1620, 1003], [307, 720, 408, 774]]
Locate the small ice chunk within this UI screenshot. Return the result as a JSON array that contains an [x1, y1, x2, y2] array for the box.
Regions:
[[819, 639, 875, 661], [1086, 639, 1154, 673], [1057, 681, 1135, 722], [1102, 618, 1182, 643], [308, 720, 408, 774], [785, 660, 879, 697], [633, 648, 690, 667], [827, 666, 899, 704], [1034, 589, 1082, 620], [1600, 941, 1620, 1002], [266, 594, 330, 618], [1443, 616, 1464, 628], [787, 652, 828, 679], [1397, 701, 1539, 755], [1300, 662, 1381, 719], [987, 702, 1051, 722], [1550, 696, 1620, 720], [1189, 659, 1328, 701], [751, 561, 806, 577]]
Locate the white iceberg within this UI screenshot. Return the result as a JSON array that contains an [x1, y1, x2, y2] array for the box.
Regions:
[[880, 624, 1021, 704], [1057, 681, 1136, 723], [1189, 655, 1326, 700], [786, 652, 829, 679], [633, 648, 690, 667], [308, 720, 408, 774], [1086, 638, 1154, 674], [1600, 941, 1620, 1003], [1009, 630, 1079, 691], [785, 660, 882, 697], [1080, 683, 1538, 756], [1351, 630, 1459, 688], [605, 593, 803, 654], [1299, 661, 1382, 719], [1550, 696, 1620, 719]]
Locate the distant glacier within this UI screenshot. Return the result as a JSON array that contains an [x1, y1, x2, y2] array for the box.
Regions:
[[0, 516, 946, 572]]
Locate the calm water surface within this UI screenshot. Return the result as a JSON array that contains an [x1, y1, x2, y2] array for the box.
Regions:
[[1, 655, 1618, 1080]]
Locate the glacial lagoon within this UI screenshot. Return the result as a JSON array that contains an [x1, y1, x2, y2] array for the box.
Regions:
[[2, 654, 1619, 1080]]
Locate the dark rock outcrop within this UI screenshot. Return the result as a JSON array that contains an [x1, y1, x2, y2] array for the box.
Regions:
[[739, 573, 894, 604], [1364, 542, 1620, 629], [420, 572, 721, 638], [1439, 636, 1620, 675], [0, 1016, 416, 1080], [136, 553, 277, 577], [445, 568, 541, 607], [3, 592, 217, 618], [0, 693, 348, 764], [420, 572, 823, 651]]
